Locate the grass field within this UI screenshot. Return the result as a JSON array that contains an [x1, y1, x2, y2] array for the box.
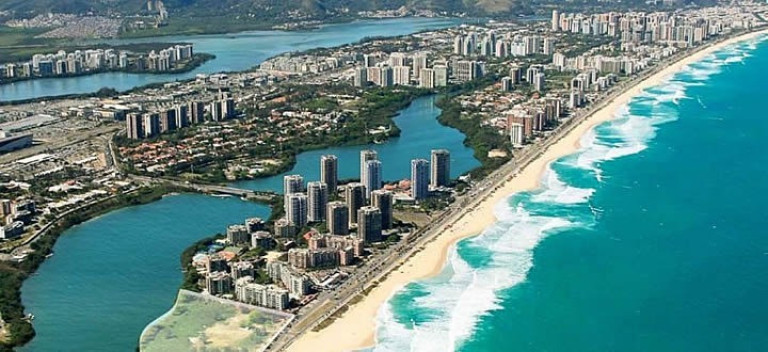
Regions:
[[139, 290, 293, 352]]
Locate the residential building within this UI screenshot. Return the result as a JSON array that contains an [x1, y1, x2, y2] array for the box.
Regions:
[[430, 149, 451, 188], [235, 277, 290, 310], [411, 159, 429, 200], [345, 183, 366, 225], [206, 271, 232, 295], [327, 201, 349, 236], [362, 159, 382, 199], [286, 193, 308, 227], [371, 190, 393, 230], [357, 206, 382, 243], [360, 149, 378, 184], [307, 181, 328, 223], [226, 224, 250, 245], [320, 155, 338, 193]]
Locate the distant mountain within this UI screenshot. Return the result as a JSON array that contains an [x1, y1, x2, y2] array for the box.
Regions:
[[1, 0, 710, 21], [0, 0, 521, 18]]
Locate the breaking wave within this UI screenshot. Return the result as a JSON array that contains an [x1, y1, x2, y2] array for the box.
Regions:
[[367, 35, 766, 352]]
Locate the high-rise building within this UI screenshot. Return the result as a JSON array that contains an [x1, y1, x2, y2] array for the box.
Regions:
[[433, 65, 449, 87], [286, 193, 308, 227], [412, 52, 428, 79], [274, 218, 296, 238], [159, 108, 177, 133], [533, 72, 546, 92], [210, 100, 223, 121], [126, 113, 143, 140], [389, 52, 407, 67], [190, 101, 205, 124], [371, 190, 393, 230], [462, 35, 474, 56], [454, 60, 480, 82], [501, 77, 513, 92], [552, 10, 560, 31], [283, 175, 304, 211], [307, 181, 328, 223], [363, 54, 374, 67], [227, 224, 250, 245], [345, 183, 366, 225], [354, 66, 368, 87], [419, 68, 435, 89], [175, 104, 190, 128], [222, 95, 236, 119], [320, 155, 338, 194], [379, 66, 394, 87], [411, 159, 429, 200], [495, 40, 508, 58], [357, 206, 382, 243], [510, 123, 525, 148], [363, 160, 382, 199], [430, 149, 451, 189], [327, 201, 349, 236], [543, 37, 555, 55], [393, 66, 411, 85], [360, 149, 378, 184], [509, 65, 522, 84], [480, 37, 493, 56], [453, 35, 464, 55], [142, 112, 160, 138], [526, 65, 541, 83]]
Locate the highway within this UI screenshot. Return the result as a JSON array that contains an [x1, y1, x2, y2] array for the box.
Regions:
[[265, 30, 750, 352]]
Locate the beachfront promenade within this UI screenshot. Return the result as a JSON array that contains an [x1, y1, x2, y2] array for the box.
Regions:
[[267, 27, 765, 352]]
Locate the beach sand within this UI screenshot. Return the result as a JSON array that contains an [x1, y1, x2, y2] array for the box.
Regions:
[[287, 28, 768, 352]]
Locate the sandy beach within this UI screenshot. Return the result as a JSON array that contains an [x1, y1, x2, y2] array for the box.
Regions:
[[287, 28, 768, 352]]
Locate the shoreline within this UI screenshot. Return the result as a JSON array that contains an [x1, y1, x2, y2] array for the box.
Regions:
[[0, 53, 215, 87], [286, 28, 768, 352], [0, 17, 463, 104]]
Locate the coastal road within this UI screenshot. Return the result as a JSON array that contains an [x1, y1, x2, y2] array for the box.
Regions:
[[267, 29, 752, 352]]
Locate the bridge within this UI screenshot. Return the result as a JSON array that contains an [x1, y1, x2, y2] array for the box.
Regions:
[[128, 175, 279, 202]]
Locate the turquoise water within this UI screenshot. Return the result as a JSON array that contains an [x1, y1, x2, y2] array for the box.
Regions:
[[20, 194, 270, 351], [20, 94, 479, 350], [0, 17, 462, 102], [239, 95, 480, 192], [372, 37, 768, 351]]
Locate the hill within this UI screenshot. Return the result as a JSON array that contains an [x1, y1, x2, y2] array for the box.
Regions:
[[0, 0, 517, 18]]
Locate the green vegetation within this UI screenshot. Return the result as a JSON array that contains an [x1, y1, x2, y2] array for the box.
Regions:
[[436, 78, 514, 178], [119, 84, 430, 183], [179, 234, 224, 292], [0, 27, 52, 64], [139, 290, 290, 352], [0, 185, 182, 350]]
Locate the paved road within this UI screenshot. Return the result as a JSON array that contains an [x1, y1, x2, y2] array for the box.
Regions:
[[127, 175, 278, 202], [265, 30, 752, 351]]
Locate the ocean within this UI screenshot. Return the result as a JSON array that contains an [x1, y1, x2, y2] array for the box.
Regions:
[[19, 96, 479, 351], [371, 36, 768, 351]]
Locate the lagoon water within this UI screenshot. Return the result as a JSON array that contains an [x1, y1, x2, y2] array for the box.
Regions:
[[371, 37, 768, 351], [0, 17, 462, 102], [20, 194, 270, 351], [239, 95, 480, 192], [20, 93, 479, 350]]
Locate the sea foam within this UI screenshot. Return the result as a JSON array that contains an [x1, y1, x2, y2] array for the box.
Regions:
[[369, 35, 765, 352]]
